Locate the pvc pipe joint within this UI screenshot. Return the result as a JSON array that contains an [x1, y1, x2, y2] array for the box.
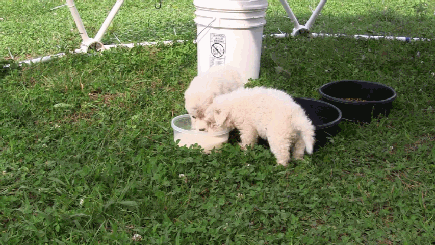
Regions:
[[80, 38, 106, 53]]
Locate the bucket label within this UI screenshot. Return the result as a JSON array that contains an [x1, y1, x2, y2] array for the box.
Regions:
[[210, 33, 226, 67]]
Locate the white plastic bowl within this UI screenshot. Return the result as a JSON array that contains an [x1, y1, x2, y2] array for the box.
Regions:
[[171, 114, 230, 153]]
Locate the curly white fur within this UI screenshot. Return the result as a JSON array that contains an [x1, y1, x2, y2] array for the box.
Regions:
[[184, 65, 244, 131], [208, 87, 315, 166]]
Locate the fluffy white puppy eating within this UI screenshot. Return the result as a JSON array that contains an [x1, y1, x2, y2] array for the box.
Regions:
[[184, 65, 244, 131], [208, 87, 315, 166]]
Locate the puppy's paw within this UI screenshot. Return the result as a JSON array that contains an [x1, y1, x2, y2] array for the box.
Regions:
[[276, 161, 288, 167], [238, 142, 248, 151], [292, 155, 304, 161]]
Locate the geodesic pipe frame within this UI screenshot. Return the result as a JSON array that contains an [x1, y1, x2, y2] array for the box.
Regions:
[[279, 0, 327, 36], [3, 0, 432, 69], [66, 0, 124, 53]]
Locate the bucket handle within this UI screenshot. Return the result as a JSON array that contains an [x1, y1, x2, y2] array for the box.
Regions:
[[196, 17, 216, 42]]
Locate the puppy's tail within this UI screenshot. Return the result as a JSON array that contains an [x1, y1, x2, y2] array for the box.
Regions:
[[297, 117, 316, 155]]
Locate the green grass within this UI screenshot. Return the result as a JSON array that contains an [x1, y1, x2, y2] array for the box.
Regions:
[[1, 0, 435, 244], [1, 0, 434, 59]]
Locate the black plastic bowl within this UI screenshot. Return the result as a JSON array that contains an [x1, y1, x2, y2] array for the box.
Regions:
[[318, 80, 397, 122], [294, 97, 342, 150]]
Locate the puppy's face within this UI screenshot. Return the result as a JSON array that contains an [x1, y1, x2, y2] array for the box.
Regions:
[[185, 93, 214, 131], [190, 109, 207, 131], [194, 106, 220, 132], [190, 107, 220, 132]]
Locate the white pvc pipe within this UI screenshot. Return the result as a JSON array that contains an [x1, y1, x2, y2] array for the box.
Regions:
[[66, 0, 90, 44], [79, 40, 188, 52], [3, 40, 189, 68], [4, 34, 431, 69], [2, 53, 66, 68], [263, 33, 432, 42], [279, 0, 327, 36], [309, 33, 432, 41], [265, 33, 289, 38], [94, 0, 124, 42], [305, 0, 327, 30], [279, 0, 301, 29]]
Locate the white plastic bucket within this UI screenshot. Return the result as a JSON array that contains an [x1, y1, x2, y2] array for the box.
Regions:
[[194, 0, 268, 83]]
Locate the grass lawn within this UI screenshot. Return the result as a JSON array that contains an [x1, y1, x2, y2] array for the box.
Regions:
[[1, 0, 434, 59], [1, 0, 435, 244]]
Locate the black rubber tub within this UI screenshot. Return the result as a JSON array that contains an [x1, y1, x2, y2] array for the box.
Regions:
[[319, 80, 397, 122], [293, 97, 342, 151]]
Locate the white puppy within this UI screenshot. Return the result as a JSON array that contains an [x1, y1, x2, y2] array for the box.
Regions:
[[184, 65, 244, 131], [208, 87, 315, 166]]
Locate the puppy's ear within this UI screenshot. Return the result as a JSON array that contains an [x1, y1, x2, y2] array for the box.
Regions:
[[202, 94, 214, 108], [204, 106, 214, 122], [214, 106, 229, 127]]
